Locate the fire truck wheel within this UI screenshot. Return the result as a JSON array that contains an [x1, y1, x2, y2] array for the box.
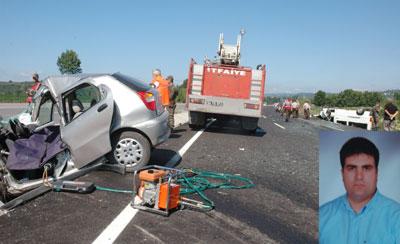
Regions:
[[241, 117, 258, 131], [189, 124, 200, 129], [189, 112, 205, 129], [108, 131, 151, 173]]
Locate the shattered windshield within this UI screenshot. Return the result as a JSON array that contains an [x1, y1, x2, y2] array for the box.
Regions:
[[0, 86, 48, 128], [24, 101, 34, 114], [31, 86, 47, 112]]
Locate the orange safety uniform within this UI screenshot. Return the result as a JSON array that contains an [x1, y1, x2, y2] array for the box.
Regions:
[[26, 82, 41, 103], [151, 75, 170, 106]]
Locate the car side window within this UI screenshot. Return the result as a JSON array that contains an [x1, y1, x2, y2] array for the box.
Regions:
[[62, 83, 102, 124], [75, 84, 102, 111]]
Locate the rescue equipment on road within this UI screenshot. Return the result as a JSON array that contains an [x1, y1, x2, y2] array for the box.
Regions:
[[52, 180, 96, 194], [37, 165, 255, 217], [131, 165, 255, 216]]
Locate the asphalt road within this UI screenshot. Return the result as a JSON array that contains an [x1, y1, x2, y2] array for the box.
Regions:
[[0, 103, 28, 118], [0, 104, 360, 243]]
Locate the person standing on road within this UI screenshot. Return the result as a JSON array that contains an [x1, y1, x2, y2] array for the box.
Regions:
[[320, 137, 400, 244], [26, 73, 41, 103], [291, 99, 299, 118], [150, 69, 170, 108], [166, 75, 178, 130], [371, 101, 381, 131], [282, 98, 292, 122], [383, 99, 398, 131], [303, 102, 311, 119]]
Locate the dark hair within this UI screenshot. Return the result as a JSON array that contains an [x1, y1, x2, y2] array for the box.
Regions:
[[340, 137, 379, 168], [166, 75, 174, 83]]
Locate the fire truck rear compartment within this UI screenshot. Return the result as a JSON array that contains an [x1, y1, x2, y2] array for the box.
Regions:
[[202, 66, 253, 99]]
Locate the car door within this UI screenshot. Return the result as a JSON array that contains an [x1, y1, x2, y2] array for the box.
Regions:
[[60, 83, 114, 168]]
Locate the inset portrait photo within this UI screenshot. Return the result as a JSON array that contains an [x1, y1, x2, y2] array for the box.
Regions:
[[319, 131, 400, 244]]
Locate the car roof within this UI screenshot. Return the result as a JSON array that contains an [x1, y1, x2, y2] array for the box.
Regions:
[[42, 73, 108, 98]]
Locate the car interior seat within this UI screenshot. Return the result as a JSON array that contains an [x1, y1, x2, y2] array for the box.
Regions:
[[72, 99, 84, 119]]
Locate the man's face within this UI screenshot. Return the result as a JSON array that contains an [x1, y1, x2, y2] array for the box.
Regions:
[[342, 153, 377, 203]]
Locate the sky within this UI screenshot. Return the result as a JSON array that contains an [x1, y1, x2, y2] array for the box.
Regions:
[[319, 131, 400, 206], [1, 0, 399, 93]]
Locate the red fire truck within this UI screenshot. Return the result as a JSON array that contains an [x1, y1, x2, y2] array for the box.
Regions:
[[186, 30, 266, 131]]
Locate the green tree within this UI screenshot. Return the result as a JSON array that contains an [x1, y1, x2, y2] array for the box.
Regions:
[[363, 91, 383, 107], [265, 96, 280, 104], [175, 79, 188, 103], [181, 79, 187, 88], [313, 90, 326, 106], [176, 87, 186, 103], [337, 89, 354, 107], [394, 92, 400, 103], [325, 93, 338, 106], [57, 49, 82, 74]]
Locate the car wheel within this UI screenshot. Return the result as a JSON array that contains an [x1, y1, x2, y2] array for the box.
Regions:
[[109, 131, 151, 173], [356, 108, 365, 116]]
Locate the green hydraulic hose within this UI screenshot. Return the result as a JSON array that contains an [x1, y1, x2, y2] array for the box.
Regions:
[[95, 168, 255, 210], [95, 186, 133, 194], [178, 168, 255, 193], [177, 168, 255, 209]]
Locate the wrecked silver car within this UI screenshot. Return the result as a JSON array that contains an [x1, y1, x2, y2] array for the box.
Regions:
[[0, 73, 170, 203]]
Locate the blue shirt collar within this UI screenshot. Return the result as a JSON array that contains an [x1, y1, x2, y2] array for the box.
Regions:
[[341, 189, 381, 214]]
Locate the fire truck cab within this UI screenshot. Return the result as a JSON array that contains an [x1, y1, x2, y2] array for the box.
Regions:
[[186, 30, 266, 131]]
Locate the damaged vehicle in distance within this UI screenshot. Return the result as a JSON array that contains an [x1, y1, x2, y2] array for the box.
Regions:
[[0, 73, 170, 203]]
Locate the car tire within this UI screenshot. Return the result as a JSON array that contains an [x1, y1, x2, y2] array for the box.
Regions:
[[108, 131, 151, 173], [356, 108, 365, 116]]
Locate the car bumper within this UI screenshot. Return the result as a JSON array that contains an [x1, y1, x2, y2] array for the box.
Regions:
[[136, 110, 170, 147]]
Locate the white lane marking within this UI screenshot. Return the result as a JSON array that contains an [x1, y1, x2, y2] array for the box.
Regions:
[[262, 115, 266, 119], [273, 122, 285, 130], [92, 119, 214, 244], [165, 119, 214, 167], [92, 204, 139, 244]]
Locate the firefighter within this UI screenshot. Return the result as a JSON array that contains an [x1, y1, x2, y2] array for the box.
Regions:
[[383, 98, 398, 131], [273, 102, 281, 112], [282, 98, 292, 122], [150, 69, 170, 107], [277, 102, 282, 113], [371, 101, 380, 131], [291, 99, 300, 118], [303, 102, 311, 119], [26, 73, 41, 103], [166, 75, 178, 130]]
